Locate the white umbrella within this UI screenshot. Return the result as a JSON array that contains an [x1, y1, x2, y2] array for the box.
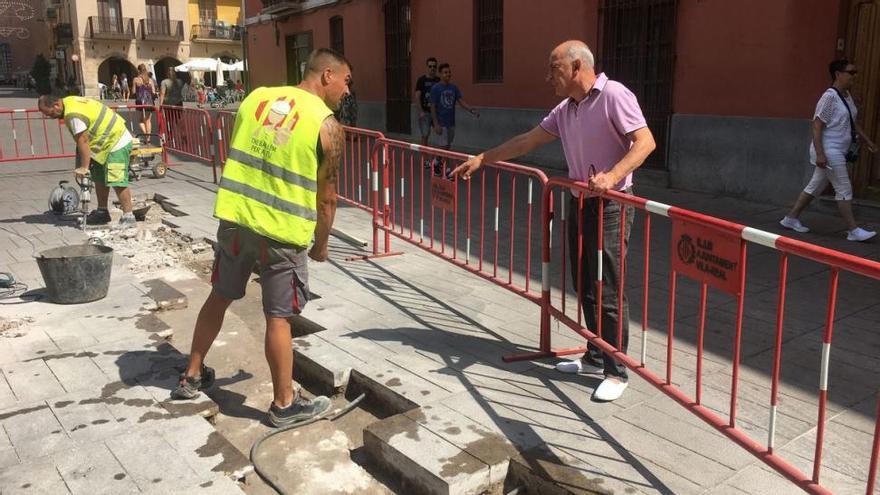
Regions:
[[215, 58, 225, 87], [220, 60, 244, 71], [175, 58, 218, 72]]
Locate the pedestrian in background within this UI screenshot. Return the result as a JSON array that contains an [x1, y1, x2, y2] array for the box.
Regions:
[[121, 73, 129, 100], [452, 40, 655, 402], [780, 59, 877, 242], [133, 63, 155, 140], [429, 62, 479, 177], [415, 57, 440, 146]]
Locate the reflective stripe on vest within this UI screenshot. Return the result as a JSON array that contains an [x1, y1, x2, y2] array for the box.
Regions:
[[214, 86, 332, 246], [62, 97, 128, 165]]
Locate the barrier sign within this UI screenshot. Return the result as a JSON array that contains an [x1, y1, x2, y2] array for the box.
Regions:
[[671, 218, 742, 295], [430, 176, 455, 210]]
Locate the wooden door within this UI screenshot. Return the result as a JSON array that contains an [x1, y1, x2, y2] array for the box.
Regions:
[[285, 32, 313, 85], [145, 0, 170, 35], [96, 0, 122, 32], [384, 0, 411, 134], [845, 0, 880, 198], [599, 0, 677, 169]]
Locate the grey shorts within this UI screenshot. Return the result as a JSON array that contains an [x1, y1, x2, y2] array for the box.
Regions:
[[211, 221, 309, 318], [418, 113, 432, 138], [438, 126, 455, 148]]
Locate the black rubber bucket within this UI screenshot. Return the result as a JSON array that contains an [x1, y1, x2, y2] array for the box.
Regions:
[[36, 244, 114, 304]]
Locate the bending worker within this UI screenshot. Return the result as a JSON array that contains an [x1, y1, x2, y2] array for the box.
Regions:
[[171, 49, 350, 427], [38, 94, 136, 228]]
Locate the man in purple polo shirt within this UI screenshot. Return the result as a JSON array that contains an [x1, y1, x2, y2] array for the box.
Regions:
[[453, 40, 655, 402]]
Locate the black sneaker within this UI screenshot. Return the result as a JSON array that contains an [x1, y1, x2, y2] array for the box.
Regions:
[[85, 209, 111, 225], [268, 392, 331, 427], [170, 365, 215, 400]]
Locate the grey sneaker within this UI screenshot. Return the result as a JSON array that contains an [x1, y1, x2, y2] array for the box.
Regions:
[[118, 213, 136, 229], [268, 392, 331, 427], [170, 365, 215, 400], [85, 209, 111, 225]]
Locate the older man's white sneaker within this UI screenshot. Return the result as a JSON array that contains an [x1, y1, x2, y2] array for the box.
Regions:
[[592, 377, 628, 401], [847, 227, 876, 242], [555, 358, 604, 375], [780, 216, 809, 233]]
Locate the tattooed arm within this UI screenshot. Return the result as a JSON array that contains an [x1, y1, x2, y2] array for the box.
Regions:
[[309, 115, 344, 261]]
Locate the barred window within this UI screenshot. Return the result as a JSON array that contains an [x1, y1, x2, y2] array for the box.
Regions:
[[474, 0, 503, 82], [330, 16, 344, 54]]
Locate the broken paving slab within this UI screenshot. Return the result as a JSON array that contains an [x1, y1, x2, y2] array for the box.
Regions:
[[152, 415, 253, 484], [292, 332, 364, 393], [364, 412, 492, 495], [350, 360, 459, 416], [139, 278, 189, 311], [404, 405, 519, 487]]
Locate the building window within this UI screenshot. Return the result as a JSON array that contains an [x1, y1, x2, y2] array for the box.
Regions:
[[474, 0, 502, 82], [145, 0, 170, 35], [199, 0, 217, 22], [329, 16, 344, 54], [286, 32, 312, 85]]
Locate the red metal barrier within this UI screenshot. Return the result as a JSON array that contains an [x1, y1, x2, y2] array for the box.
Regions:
[[341, 126, 384, 213], [159, 105, 215, 181], [214, 110, 235, 171], [372, 138, 549, 302], [514, 177, 880, 495], [0, 104, 165, 163]]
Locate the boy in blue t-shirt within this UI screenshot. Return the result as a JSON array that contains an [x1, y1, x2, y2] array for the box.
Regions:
[[430, 63, 480, 176]]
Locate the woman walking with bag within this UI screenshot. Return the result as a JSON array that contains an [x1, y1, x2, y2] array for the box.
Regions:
[[780, 59, 878, 242], [133, 64, 156, 141]]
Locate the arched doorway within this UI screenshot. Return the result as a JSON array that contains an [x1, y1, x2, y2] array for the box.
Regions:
[[155, 56, 187, 85], [97, 56, 136, 94]]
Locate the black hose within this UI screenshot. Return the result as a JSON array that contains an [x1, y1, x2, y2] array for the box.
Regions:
[[249, 393, 367, 495]]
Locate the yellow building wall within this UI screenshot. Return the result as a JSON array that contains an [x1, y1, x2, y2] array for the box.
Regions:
[[188, 0, 241, 26]]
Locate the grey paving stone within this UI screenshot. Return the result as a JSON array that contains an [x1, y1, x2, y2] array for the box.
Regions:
[[104, 427, 203, 492], [153, 415, 252, 482], [0, 445, 18, 469], [140, 475, 247, 495], [364, 412, 491, 495], [49, 391, 125, 444], [615, 402, 755, 471], [1, 359, 66, 403], [0, 455, 70, 494], [43, 354, 110, 394], [1, 402, 73, 459], [404, 405, 517, 487], [292, 333, 363, 392], [595, 417, 736, 488], [53, 441, 140, 495]]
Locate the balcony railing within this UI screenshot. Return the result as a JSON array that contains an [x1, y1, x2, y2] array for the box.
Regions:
[[140, 19, 184, 41], [190, 23, 242, 42], [87, 16, 135, 40]]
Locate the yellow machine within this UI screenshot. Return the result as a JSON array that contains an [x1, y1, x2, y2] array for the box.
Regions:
[[129, 134, 168, 180]]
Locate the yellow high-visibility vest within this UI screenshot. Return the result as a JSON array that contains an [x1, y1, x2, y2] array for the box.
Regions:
[[62, 97, 128, 165], [214, 86, 333, 247]]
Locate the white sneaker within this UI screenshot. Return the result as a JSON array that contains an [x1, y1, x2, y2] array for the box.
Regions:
[[555, 358, 604, 375], [780, 216, 810, 233], [847, 227, 877, 242], [592, 377, 628, 401]]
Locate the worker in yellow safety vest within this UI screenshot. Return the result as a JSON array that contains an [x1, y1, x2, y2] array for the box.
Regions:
[[38, 94, 136, 228], [171, 48, 351, 427]]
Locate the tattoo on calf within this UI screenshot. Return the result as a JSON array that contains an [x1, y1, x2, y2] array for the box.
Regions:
[[321, 117, 344, 184]]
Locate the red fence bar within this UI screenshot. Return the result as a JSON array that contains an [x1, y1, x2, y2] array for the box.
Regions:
[[341, 127, 384, 213], [215, 110, 235, 171], [0, 104, 164, 163], [159, 105, 215, 181], [372, 138, 548, 303]]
